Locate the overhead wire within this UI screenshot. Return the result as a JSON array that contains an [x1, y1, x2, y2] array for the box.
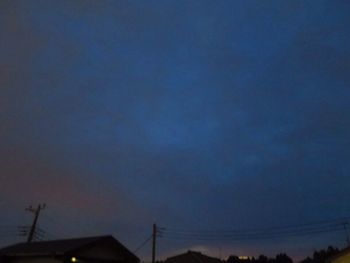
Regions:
[[162, 216, 350, 234], [158, 216, 349, 241], [133, 235, 153, 253]]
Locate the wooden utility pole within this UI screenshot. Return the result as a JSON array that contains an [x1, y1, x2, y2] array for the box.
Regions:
[[343, 222, 350, 247], [25, 204, 46, 243], [152, 223, 157, 263]]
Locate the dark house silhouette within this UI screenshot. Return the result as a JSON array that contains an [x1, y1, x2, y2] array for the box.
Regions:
[[0, 235, 139, 263], [164, 251, 222, 263]]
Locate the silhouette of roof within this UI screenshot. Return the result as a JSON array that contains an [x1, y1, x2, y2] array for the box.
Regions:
[[165, 251, 222, 263], [0, 235, 138, 260]]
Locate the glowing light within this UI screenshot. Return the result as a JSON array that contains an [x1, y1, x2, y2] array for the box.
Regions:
[[71, 257, 77, 262]]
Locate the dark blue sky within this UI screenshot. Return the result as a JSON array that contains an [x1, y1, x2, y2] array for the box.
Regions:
[[1, 0, 350, 261]]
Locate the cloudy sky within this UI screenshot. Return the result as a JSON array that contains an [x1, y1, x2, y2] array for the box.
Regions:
[[1, 0, 350, 261]]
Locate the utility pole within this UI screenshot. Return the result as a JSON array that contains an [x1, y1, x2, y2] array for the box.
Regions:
[[343, 222, 350, 247], [152, 223, 157, 263], [25, 204, 46, 243]]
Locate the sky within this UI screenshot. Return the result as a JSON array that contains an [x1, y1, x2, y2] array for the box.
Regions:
[[1, 0, 350, 261]]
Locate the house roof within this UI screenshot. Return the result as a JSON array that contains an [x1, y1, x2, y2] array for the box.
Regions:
[[0, 235, 139, 260], [165, 251, 222, 263]]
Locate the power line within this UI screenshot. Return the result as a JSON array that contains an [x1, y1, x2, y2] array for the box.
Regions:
[[0, 225, 29, 238], [158, 216, 350, 242], [161, 226, 344, 241], [162, 216, 350, 234], [133, 235, 153, 253], [161, 225, 344, 238], [0, 226, 21, 229]]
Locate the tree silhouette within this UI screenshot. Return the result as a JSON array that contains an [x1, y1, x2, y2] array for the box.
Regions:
[[300, 246, 339, 263], [227, 256, 242, 263], [226, 253, 293, 263], [274, 253, 293, 263]]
